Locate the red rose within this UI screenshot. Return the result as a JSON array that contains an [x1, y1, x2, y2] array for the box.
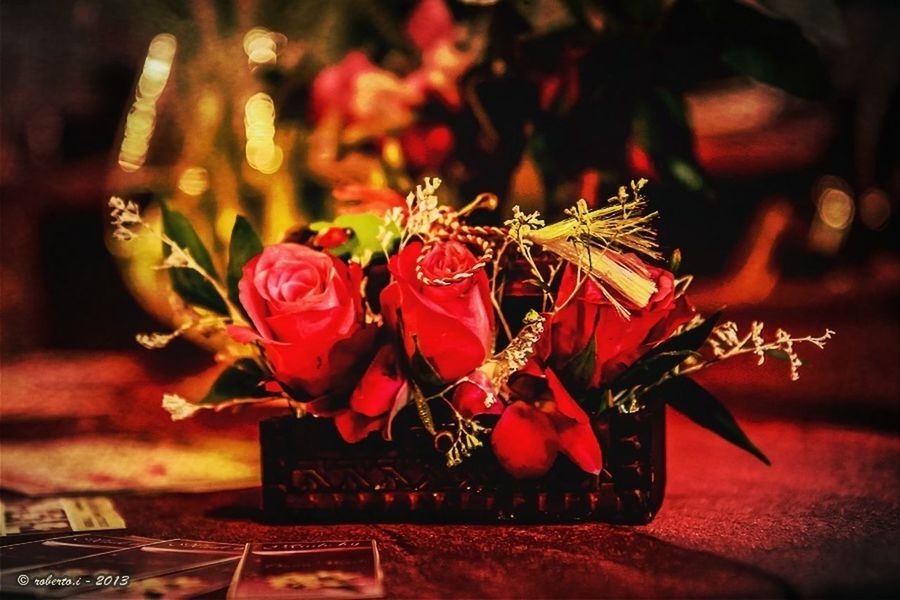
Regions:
[[381, 241, 494, 384], [334, 344, 409, 443], [546, 257, 694, 387], [228, 243, 375, 404], [492, 361, 602, 479]]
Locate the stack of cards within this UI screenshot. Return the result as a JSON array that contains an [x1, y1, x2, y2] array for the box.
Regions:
[[1, 495, 383, 598], [1, 497, 126, 537], [0, 536, 384, 599]]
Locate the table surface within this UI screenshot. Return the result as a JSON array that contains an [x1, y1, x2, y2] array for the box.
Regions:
[[1, 284, 899, 598]]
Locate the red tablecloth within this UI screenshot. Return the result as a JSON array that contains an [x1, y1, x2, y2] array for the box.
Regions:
[[2, 287, 898, 597]]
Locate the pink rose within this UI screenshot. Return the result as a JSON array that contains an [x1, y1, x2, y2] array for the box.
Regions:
[[310, 51, 421, 140], [228, 243, 375, 404]]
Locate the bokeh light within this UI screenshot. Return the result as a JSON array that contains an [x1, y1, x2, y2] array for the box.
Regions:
[[244, 93, 283, 174], [117, 33, 176, 172], [177, 167, 209, 196], [859, 187, 891, 231], [242, 27, 286, 70]]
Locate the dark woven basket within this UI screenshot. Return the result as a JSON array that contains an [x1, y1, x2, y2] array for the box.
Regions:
[[259, 399, 665, 524]]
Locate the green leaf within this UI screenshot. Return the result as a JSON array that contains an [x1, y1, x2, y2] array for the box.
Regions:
[[226, 216, 263, 315], [696, 0, 829, 100], [410, 335, 444, 391], [563, 335, 597, 390], [160, 201, 228, 315], [667, 157, 705, 192], [652, 311, 722, 357], [633, 87, 709, 194], [310, 213, 397, 262], [200, 358, 271, 405], [562, 309, 601, 390], [654, 376, 770, 465], [609, 312, 722, 392], [612, 350, 703, 394]]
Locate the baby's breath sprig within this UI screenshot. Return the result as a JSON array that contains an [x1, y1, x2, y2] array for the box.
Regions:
[[691, 321, 836, 381], [376, 178, 444, 254], [377, 206, 405, 256], [504, 206, 555, 308], [162, 393, 199, 421], [444, 416, 491, 468], [135, 313, 227, 350], [108, 196, 246, 325], [402, 177, 443, 247]]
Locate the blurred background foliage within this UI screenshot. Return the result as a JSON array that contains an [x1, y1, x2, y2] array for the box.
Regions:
[[1, 0, 897, 352]]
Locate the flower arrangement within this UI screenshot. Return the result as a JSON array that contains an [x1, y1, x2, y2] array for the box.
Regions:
[[111, 179, 832, 481]]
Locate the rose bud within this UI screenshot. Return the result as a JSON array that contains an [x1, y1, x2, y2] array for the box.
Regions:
[[451, 367, 503, 420], [334, 344, 409, 443], [314, 226, 352, 249]]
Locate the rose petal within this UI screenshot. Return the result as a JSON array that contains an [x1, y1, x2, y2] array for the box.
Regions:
[[544, 368, 590, 425], [334, 410, 384, 443], [350, 345, 406, 417], [556, 419, 603, 475], [263, 325, 376, 399], [238, 255, 275, 340], [491, 401, 559, 479]]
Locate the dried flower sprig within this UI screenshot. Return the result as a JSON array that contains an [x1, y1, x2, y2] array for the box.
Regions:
[[162, 393, 200, 421], [136, 312, 227, 350], [606, 319, 835, 417], [162, 392, 282, 421], [109, 196, 246, 325], [501, 180, 663, 317], [443, 416, 491, 467], [691, 321, 836, 381], [486, 309, 546, 392], [523, 180, 661, 315], [403, 177, 443, 246]]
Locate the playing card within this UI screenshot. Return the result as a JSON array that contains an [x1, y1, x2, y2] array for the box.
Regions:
[[0, 534, 157, 573], [1, 497, 126, 536], [227, 540, 383, 599], [83, 559, 239, 599], [4, 539, 242, 598]]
